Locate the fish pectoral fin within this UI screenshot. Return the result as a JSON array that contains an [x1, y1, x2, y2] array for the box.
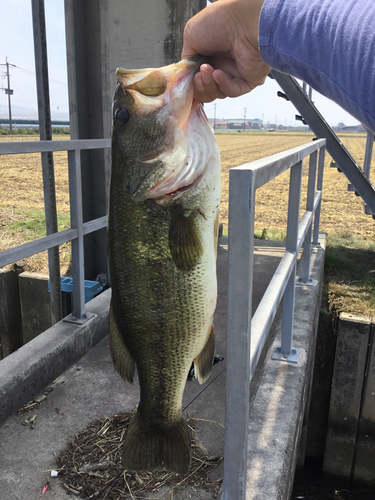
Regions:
[[194, 325, 215, 384], [122, 412, 191, 474], [169, 206, 203, 272], [126, 69, 167, 96], [109, 305, 136, 383]]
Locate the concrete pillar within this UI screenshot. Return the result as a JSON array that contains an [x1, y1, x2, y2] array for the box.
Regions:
[[64, 0, 205, 280], [323, 313, 371, 478], [354, 325, 375, 482], [0, 269, 23, 358], [18, 272, 52, 344]]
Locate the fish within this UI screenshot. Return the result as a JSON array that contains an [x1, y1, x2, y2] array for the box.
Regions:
[[108, 57, 221, 474]]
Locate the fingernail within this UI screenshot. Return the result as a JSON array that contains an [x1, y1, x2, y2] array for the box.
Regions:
[[195, 75, 204, 93], [201, 71, 211, 86]]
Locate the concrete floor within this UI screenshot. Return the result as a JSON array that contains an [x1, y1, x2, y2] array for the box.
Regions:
[[0, 237, 319, 500]]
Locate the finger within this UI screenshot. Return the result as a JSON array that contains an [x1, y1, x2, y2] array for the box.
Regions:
[[193, 72, 227, 103], [211, 69, 252, 98]]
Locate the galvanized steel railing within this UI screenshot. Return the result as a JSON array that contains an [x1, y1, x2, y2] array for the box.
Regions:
[[223, 138, 326, 500], [0, 139, 111, 325]]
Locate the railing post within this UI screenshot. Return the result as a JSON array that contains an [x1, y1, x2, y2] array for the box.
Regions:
[[224, 168, 255, 500], [273, 161, 302, 361], [299, 150, 318, 284], [64, 149, 94, 324], [363, 129, 374, 180], [313, 145, 326, 245]]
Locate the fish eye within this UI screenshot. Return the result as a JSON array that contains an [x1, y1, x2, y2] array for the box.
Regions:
[[115, 107, 130, 126]]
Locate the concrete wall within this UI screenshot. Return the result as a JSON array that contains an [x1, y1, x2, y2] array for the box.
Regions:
[[0, 269, 22, 359], [323, 313, 375, 482], [18, 272, 52, 345], [64, 0, 205, 280]]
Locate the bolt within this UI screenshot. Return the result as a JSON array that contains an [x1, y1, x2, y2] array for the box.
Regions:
[[282, 354, 288, 359]]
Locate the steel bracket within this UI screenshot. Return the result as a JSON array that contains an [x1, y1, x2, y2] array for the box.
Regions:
[[296, 277, 316, 287], [63, 312, 95, 325], [272, 346, 301, 363]]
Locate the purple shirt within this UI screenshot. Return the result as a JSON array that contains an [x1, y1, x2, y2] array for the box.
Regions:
[[259, 0, 375, 131]]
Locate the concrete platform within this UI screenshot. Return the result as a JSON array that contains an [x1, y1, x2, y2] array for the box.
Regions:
[[0, 236, 326, 499]]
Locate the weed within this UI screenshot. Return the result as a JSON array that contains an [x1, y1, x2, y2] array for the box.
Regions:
[[5, 209, 70, 240]]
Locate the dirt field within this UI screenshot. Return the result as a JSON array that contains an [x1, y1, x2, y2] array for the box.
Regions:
[[1, 132, 374, 295], [216, 131, 375, 239]]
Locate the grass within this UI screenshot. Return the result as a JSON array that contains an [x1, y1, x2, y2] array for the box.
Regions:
[[252, 228, 375, 319], [324, 232, 375, 319], [4, 209, 70, 241], [1, 208, 72, 275], [254, 228, 287, 241]]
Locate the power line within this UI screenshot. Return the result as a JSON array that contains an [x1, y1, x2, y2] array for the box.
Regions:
[[14, 65, 67, 87]]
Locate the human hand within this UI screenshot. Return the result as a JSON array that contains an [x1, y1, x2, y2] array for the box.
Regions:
[[182, 0, 270, 102]]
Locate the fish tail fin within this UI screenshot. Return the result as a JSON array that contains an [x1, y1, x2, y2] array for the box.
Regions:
[[109, 304, 136, 383], [194, 324, 215, 384], [122, 412, 191, 474]]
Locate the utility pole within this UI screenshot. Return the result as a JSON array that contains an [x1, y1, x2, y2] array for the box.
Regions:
[[1, 58, 16, 132], [213, 103, 216, 131], [243, 107, 247, 131]]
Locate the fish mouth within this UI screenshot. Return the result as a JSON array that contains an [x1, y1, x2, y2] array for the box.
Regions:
[[117, 57, 215, 203]]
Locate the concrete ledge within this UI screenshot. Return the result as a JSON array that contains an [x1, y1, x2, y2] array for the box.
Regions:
[[0, 288, 111, 423], [245, 235, 326, 500]]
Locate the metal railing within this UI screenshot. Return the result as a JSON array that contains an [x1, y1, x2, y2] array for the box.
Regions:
[[223, 138, 326, 500], [0, 138, 111, 325]]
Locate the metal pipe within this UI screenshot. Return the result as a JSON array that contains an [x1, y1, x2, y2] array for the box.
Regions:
[[31, 0, 61, 323], [271, 70, 375, 214], [68, 150, 86, 321], [301, 150, 318, 282], [224, 169, 255, 500], [281, 161, 302, 354], [313, 145, 326, 245]]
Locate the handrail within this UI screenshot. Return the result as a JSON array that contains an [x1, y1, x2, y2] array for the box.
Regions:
[[223, 138, 326, 500], [0, 138, 111, 325]]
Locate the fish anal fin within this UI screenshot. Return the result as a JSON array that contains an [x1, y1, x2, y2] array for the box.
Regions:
[[122, 412, 191, 474], [194, 324, 215, 384], [109, 305, 136, 383], [214, 210, 220, 261], [169, 206, 203, 272]]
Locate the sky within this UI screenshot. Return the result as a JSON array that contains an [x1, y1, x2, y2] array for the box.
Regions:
[[0, 0, 360, 127]]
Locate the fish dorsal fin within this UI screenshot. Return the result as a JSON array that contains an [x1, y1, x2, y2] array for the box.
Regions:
[[169, 205, 203, 272]]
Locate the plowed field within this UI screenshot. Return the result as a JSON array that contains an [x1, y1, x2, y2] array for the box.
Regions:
[[1, 132, 374, 274], [216, 132, 375, 239]]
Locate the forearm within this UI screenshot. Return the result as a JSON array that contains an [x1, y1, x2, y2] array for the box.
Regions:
[[259, 0, 375, 131]]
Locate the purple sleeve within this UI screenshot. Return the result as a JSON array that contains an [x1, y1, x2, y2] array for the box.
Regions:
[[259, 0, 375, 132]]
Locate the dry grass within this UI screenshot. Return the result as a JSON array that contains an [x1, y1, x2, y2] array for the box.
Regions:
[[54, 410, 222, 500], [1, 131, 374, 315], [0, 135, 71, 274], [217, 131, 375, 239]]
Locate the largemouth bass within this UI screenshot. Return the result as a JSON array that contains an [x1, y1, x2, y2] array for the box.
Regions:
[[108, 58, 221, 474]]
